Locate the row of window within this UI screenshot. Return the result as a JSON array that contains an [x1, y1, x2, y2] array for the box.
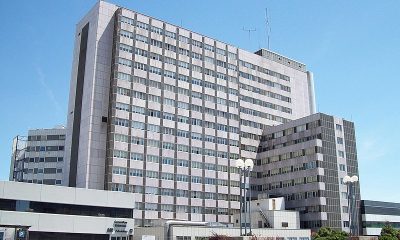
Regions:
[[114, 117, 240, 134], [120, 44, 238, 71], [24, 157, 63, 163], [112, 184, 241, 201], [115, 100, 273, 135], [112, 167, 239, 187], [260, 175, 319, 191], [116, 86, 239, 110], [115, 131, 239, 146], [119, 16, 293, 85], [112, 149, 240, 175], [26, 145, 64, 152], [24, 168, 62, 174], [117, 55, 291, 108], [120, 56, 231, 83], [240, 83, 291, 102], [115, 102, 240, 125], [239, 60, 290, 82], [240, 107, 289, 124], [262, 121, 321, 141], [239, 94, 292, 114], [256, 161, 318, 178], [27, 134, 65, 141], [258, 134, 321, 152], [257, 147, 321, 165], [119, 16, 237, 59], [116, 71, 239, 96], [239, 71, 291, 95], [112, 143, 240, 160], [0, 199, 132, 218], [22, 179, 61, 185], [135, 203, 236, 215]]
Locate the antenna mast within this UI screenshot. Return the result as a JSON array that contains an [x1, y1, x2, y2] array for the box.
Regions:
[[242, 27, 257, 45], [265, 8, 271, 49]]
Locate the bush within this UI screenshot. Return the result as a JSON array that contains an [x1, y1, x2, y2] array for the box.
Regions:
[[379, 224, 399, 240], [312, 227, 349, 240]]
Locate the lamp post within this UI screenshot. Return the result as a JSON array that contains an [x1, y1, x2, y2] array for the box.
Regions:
[[236, 159, 254, 236], [343, 175, 359, 236]]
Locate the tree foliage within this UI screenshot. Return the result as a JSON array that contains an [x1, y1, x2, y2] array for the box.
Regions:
[[208, 233, 233, 240], [379, 224, 400, 240], [312, 227, 349, 240]]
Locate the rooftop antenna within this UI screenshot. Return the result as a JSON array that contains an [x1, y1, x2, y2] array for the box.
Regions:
[[242, 27, 257, 45], [265, 8, 271, 49]]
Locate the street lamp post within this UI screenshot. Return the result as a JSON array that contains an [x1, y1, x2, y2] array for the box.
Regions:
[[343, 175, 359, 236], [236, 159, 254, 236]]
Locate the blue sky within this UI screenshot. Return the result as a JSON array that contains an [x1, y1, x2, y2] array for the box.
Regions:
[[0, 0, 399, 202]]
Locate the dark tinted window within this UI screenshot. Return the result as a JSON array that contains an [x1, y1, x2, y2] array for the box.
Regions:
[[0, 199, 133, 218]]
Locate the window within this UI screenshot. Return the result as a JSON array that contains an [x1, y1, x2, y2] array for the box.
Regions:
[[150, 39, 163, 48], [148, 109, 161, 118], [178, 35, 190, 43], [341, 192, 348, 199], [177, 130, 189, 138], [131, 137, 144, 145], [162, 157, 174, 165], [147, 155, 159, 163], [146, 171, 159, 179], [177, 116, 189, 124], [163, 113, 175, 121], [178, 61, 190, 69], [120, 30, 133, 39], [165, 30, 176, 39], [339, 164, 346, 171], [337, 137, 344, 144], [131, 121, 145, 130], [177, 159, 189, 167], [149, 66, 162, 75], [336, 124, 343, 131], [163, 127, 175, 135], [178, 74, 189, 83], [135, 48, 147, 57], [119, 43, 133, 53], [118, 58, 132, 67], [129, 169, 143, 177], [150, 26, 163, 35], [176, 174, 189, 182], [164, 70, 176, 79], [136, 21, 149, 30], [147, 139, 160, 148], [130, 153, 144, 161], [216, 47, 226, 56], [338, 150, 345, 158], [177, 101, 189, 109], [164, 56, 176, 65], [342, 206, 349, 213], [149, 52, 162, 61], [162, 142, 175, 150], [112, 167, 126, 175], [135, 34, 148, 43]]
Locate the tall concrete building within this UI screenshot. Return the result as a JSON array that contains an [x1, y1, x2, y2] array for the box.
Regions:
[[254, 113, 360, 231], [10, 127, 66, 185], [64, 1, 333, 227]]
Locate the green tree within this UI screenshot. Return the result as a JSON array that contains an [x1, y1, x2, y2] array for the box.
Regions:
[[312, 227, 349, 240], [379, 224, 399, 240]]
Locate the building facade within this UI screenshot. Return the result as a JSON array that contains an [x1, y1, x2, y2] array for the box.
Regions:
[[64, 1, 316, 227], [0, 181, 135, 240], [10, 127, 66, 186], [361, 200, 400, 236], [254, 113, 360, 231]]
